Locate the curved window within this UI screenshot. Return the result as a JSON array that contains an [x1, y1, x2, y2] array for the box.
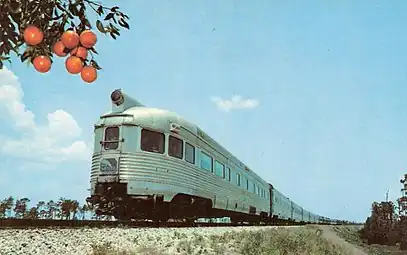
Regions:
[[104, 127, 119, 150], [215, 161, 225, 178], [226, 167, 231, 181], [100, 158, 118, 172], [236, 173, 241, 186], [141, 129, 164, 154], [169, 135, 183, 159], [185, 142, 195, 164], [200, 151, 212, 172]]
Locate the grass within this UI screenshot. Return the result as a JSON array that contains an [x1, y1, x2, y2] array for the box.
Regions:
[[332, 225, 405, 255], [89, 226, 350, 255]]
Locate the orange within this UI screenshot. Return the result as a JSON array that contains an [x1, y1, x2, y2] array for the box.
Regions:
[[33, 56, 51, 73], [79, 30, 97, 48], [53, 41, 67, 57], [81, 66, 97, 83], [23, 25, 44, 46], [65, 56, 83, 74], [70, 46, 88, 59], [61, 30, 80, 49]]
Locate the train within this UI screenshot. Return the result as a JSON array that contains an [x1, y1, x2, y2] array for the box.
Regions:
[[86, 89, 342, 225]]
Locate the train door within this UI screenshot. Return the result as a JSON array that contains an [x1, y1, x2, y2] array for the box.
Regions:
[[97, 121, 126, 182]]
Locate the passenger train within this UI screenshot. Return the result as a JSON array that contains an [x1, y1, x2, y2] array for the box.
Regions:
[[86, 89, 340, 225]]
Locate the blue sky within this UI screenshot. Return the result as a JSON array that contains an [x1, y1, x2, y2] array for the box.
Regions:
[[0, 0, 406, 222]]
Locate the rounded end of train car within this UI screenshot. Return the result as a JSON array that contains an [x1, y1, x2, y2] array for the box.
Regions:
[[111, 89, 124, 106]]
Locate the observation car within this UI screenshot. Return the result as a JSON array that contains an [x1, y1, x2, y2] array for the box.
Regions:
[[86, 89, 334, 224]]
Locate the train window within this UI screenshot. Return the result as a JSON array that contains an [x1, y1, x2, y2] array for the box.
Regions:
[[245, 179, 249, 190], [225, 167, 230, 181], [236, 173, 241, 186], [185, 142, 195, 164], [200, 151, 213, 172], [215, 161, 225, 178], [253, 183, 256, 193], [104, 127, 119, 150], [257, 186, 260, 195], [169, 135, 183, 159], [141, 129, 165, 154]]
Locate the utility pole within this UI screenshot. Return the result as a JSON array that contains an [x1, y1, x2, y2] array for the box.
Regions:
[[386, 189, 389, 202]]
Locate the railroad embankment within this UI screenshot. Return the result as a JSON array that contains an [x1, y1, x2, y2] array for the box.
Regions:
[[0, 225, 360, 255]]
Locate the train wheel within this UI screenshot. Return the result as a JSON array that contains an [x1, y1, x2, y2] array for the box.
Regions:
[[151, 203, 170, 223], [230, 216, 240, 224], [184, 217, 196, 226]]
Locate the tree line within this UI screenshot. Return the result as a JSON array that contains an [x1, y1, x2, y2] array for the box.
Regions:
[[0, 196, 111, 220]]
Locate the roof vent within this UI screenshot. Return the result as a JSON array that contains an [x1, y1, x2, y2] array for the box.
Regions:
[[110, 89, 145, 113], [170, 122, 181, 133]]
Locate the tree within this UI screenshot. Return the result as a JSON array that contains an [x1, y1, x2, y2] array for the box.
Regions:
[[79, 203, 88, 220], [26, 206, 39, 219], [3, 196, 14, 218], [13, 197, 30, 218], [0, 0, 129, 81], [70, 199, 79, 220], [46, 199, 57, 219], [36, 200, 47, 219]]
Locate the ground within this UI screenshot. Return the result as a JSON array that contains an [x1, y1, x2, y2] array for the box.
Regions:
[[2, 224, 403, 254], [91, 225, 364, 255], [331, 225, 407, 255]]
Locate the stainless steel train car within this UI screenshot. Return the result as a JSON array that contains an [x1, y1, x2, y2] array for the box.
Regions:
[[87, 89, 336, 224]]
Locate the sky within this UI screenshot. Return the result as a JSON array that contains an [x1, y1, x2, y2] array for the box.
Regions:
[[0, 0, 406, 223]]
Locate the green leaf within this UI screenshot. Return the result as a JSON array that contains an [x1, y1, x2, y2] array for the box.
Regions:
[[111, 29, 120, 36], [118, 18, 129, 29], [89, 47, 99, 54], [104, 13, 114, 21], [96, 20, 105, 33], [90, 60, 102, 70], [96, 6, 104, 15], [20, 50, 31, 63]]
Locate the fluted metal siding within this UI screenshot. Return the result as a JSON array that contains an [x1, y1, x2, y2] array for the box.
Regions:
[[90, 152, 269, 215], [272, 189, 292, 220]]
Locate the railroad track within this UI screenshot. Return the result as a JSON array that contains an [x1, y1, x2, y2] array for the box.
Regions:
[[0, 218, 352, 229], [0, 218, 241, 229]]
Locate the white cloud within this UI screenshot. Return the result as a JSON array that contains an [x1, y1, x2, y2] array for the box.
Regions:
[[0, 67, 91, 163], [211, 95, 259, 112]]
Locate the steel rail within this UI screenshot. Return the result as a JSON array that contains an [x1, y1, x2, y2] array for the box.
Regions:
[[0, 218, 356, 229]]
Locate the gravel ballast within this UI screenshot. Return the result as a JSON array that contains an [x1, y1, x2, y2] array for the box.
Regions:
[[0, 226, 294, 255]]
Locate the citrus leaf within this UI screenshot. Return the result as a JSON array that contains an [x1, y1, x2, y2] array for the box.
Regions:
[[104, 13, 114, 21], [96, 20, 105, 33]]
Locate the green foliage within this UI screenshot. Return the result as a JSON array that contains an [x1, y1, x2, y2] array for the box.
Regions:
[[0, 0, 130, 69]]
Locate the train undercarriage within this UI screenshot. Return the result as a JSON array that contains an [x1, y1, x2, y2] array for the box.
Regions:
[[85, 181, 279, 224]]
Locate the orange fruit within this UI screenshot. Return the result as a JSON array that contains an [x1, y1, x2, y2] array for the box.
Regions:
[[81, 66, 97, 83], [70, 46, 88, 59], [65, 56, 83, 74], [53, 41, 67, 57], [33, 55, 51, 73], [23, 25, 44, 46], [79, 30, 97, 48], [61, 30, 80, 49]]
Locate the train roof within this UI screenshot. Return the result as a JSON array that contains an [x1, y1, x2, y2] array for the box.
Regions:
[[97, 90, 267, 184]]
